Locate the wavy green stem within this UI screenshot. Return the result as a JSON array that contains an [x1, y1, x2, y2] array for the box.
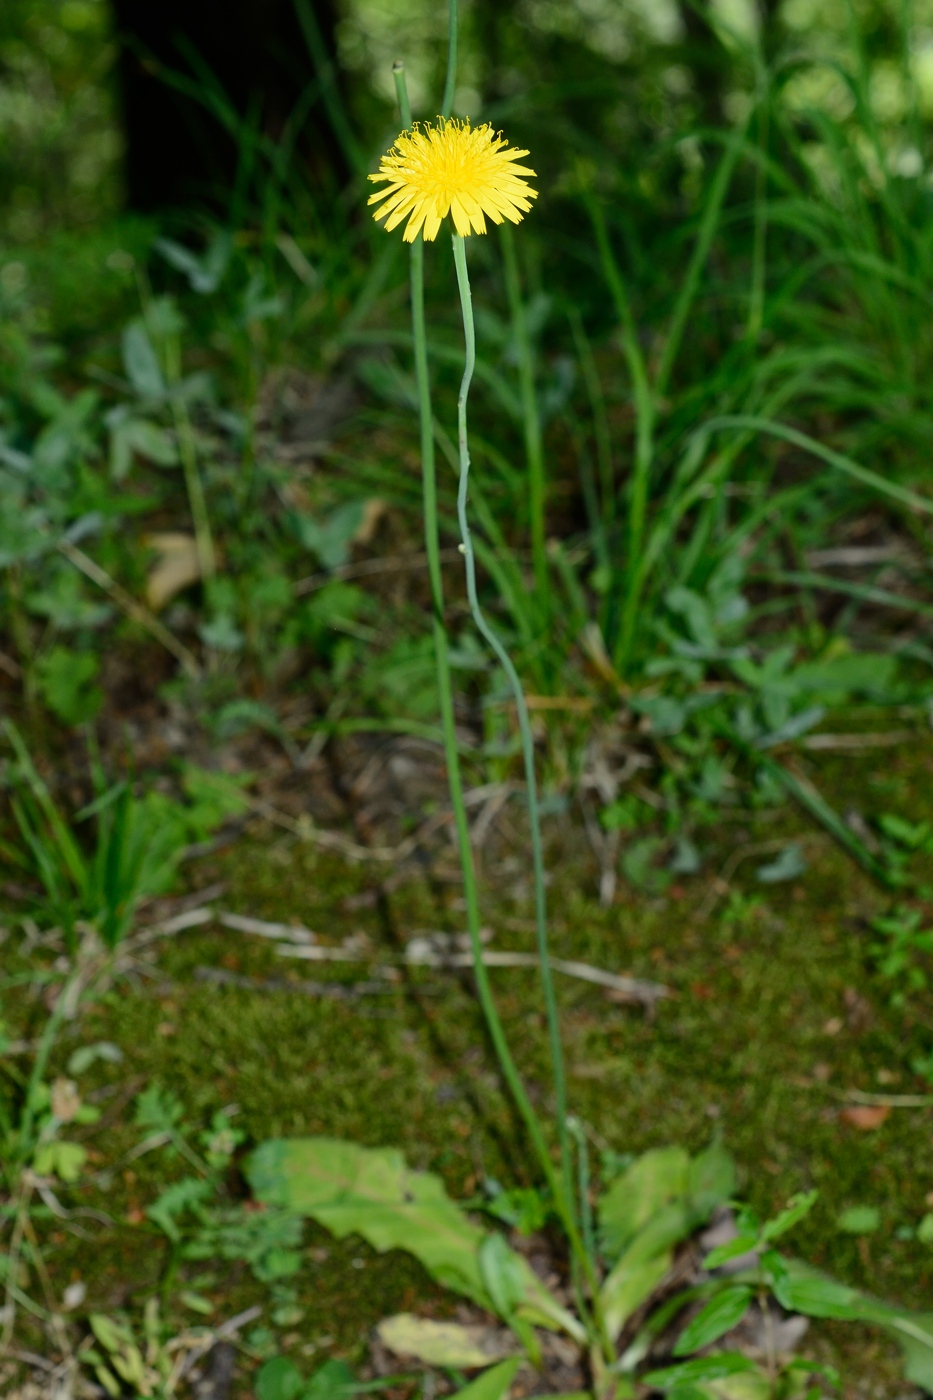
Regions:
[[451, 231, 575, 1218]]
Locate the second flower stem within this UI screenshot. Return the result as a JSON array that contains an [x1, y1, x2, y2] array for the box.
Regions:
[[451, 232, 573, 1217]]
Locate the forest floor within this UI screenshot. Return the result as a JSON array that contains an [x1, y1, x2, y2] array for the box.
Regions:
[[5, 722, 933, 1399]]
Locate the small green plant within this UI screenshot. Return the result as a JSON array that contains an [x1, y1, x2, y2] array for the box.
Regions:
[[78, 1297, 219, 1399], [246, 1134, 932, 1395], [1, 722, 249, 951], [0, 934, 118, 1354], [870, 907, 933, 1009], [131, 1086, 305, 1302]]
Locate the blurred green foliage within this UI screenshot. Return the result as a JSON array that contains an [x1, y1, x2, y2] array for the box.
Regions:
[[0, 0, 121, 241]]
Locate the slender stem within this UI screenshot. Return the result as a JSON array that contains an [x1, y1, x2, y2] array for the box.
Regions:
[[452, 232, 574, 1215], [165, 333, 216, 584], [441, 0, 459, 118], [500, 223, 549, 615], [394, 63, 584, 1275]]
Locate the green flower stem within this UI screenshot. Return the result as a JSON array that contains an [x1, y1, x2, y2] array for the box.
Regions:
[[451, 231, 577, 1225], [500, 222, 549, 617], [392, 59, 556, 1217], [393, 60, 605, 1345], [441, 0, 459, 119]]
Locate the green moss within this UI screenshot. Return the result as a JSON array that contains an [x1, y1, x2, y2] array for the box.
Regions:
[[7, 738, 933, 1387]]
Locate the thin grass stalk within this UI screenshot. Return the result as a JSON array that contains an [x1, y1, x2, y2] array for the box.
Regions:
[[391, 67, 590, 1288], [500, 222, 549, 616], [747, 75, 770, 342], [451, 231, 575, 1227], [441, 0, 458, 119], [586, 198, 654, 669], [652, 116, 748, 401], [164, 331, 216, 584], [292, 0, 366, 174], [567, 307, 614, 531]]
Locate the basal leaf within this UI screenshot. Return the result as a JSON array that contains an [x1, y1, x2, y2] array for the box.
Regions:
[[247, 1138, 491, 1305], [673, 1286, 752, 1356], [644, 1353, 758, 1388], [479, 1233, 527, 1318], [771, 1269, 870, 1321], [600, 1248, 671, 1340], [376, 1314, 516, 1368], [448, 1358, 522, 1400], [886, 1312, 933, 1393], [599, 1147, 690, 1260]]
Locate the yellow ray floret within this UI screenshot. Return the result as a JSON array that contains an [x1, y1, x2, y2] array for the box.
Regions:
[[368, 118, 537, 243]]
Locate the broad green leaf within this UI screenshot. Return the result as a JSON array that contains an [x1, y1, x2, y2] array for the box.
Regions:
[[645, 1353, 758, 1388], [479, 1232, 528, 1318], [599, 1148, 690, 1260], [248, 1138, 579, 1336], [256, 1357, 304, 1400], [600, 1248, 671, 1340], [449, 1358, 521, 1400], [248, 1138, 492, 1306], [771, 1270, 870, 1321], [122, 322, 165, 399], [376, 1314, 515, 1368], [673, 1286, 752, 1356], [622, 1200, 696, 1265], [306, 1359, 355, 1400]]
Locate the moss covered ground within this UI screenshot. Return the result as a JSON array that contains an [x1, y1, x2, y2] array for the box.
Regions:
[[6, 730, 933, 1397]]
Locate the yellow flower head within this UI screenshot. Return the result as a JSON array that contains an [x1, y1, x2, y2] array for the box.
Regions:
[[367, 118, 537, 243]]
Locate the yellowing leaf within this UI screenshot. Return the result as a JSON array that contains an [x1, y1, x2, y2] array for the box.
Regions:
[[376, 1314, 516, 1368], [248, 1138, 581, 1337]]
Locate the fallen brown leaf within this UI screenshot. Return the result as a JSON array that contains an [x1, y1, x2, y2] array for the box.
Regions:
[[145, 532, 201, 610], [840, 1104, 890, 1130]]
